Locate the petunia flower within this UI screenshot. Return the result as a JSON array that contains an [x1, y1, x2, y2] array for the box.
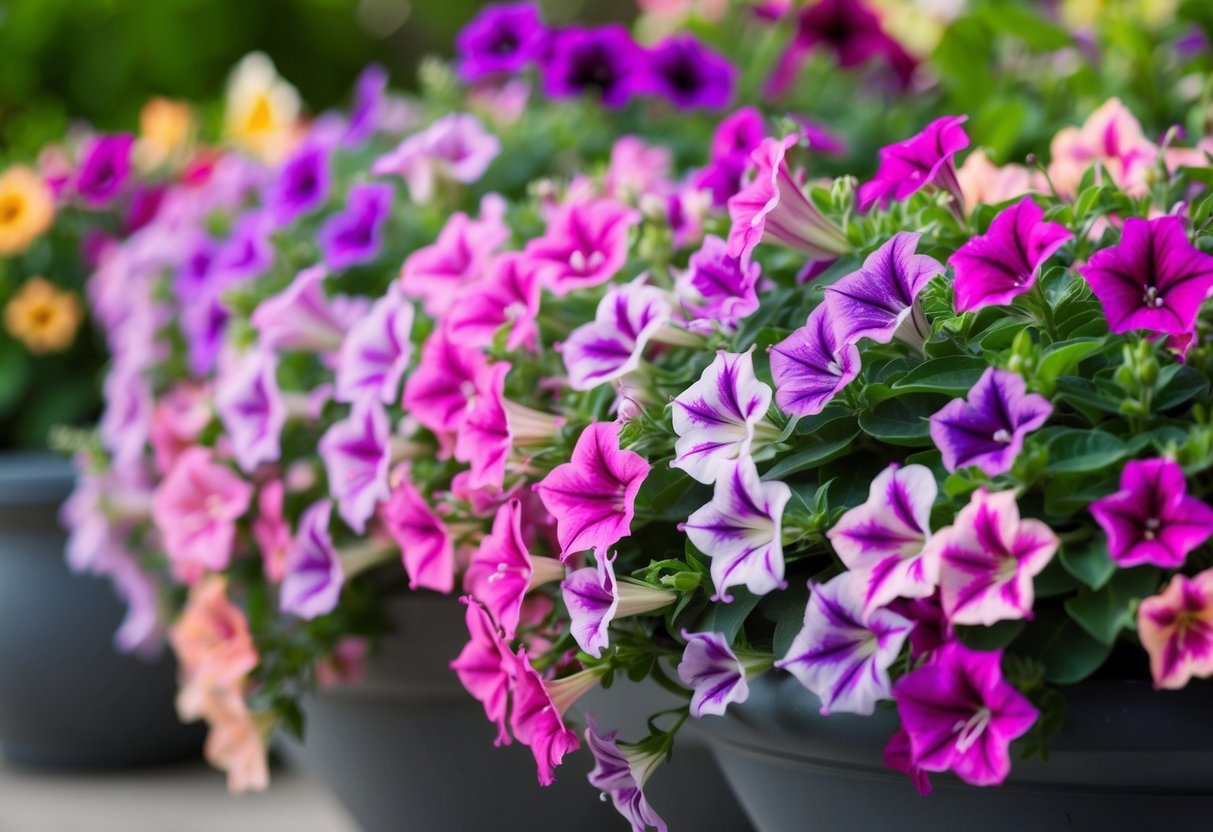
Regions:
[[677, 630, 750, 718], [334, 282, 414, 405], [534, 422, 650, 560], [1048, 98, 1158, 199], [827, 462, 939, 615], [372, 113, 500, 203], [682, 457, 791, 601], [318, 397, 392, 534], [380, 470, 456, 593], [949, 197, 1072, 313], [451, 597, 515, 745], [251, 264, 369, 354], [883, 727, 932, 796], [318, 182, 394, 271], [956, 149, 1036, 210], [605, 136, 673, 203], [1088, 457, 1213, 569], [674, 234, 761, 332], [266, 139, 332, 227], [211, 211, 275, 285], [541, 26, 645, 108], [929, 368, 1052, 476], [456, 3, 547, 81], [643, 34, 736, 110], [1138, 570, 1213, 690], [561, 281, 672, 391], [171, 575, 258, 694], [671, 348, 774, 484], [776, 572, 913, 715], [561, 552, 675, 659], [1079, 216, 1213, 336], [726, 135, 851, 264], [445, 252, 542, 351], [824, 231, 942, 347], [928, 488, 1059, 627], [511, 651, 602, 785], [75, 134, 135, 207], [856, 116, 970, 213], [465, 499, 565, 639], [215, 347, 287, 474], [279, 499, 344, 620], [525, 196, 640, 296], [343, 64, 390, 147], [893, 642, 1037, 787], [584, 714, 668, 832], [770, 302, 861, 417], [252, 480, 292, 584], [402, 323, 489, 437]]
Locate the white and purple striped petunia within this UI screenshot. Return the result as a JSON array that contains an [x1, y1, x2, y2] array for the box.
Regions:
[[561, 281, 671, 391], [214, 346, 287, 474], [335, 282, 415, 405], [929, 367, 1052, 476], [280, 499, 344, 620], [682, 457, 791, 601], [827, 463, 939, 615], [671, 348, 773, 484], [775, 572, 913, 715], [770, 303, 860, 417], [318, 397, 392, 534], [562, 552, 619, 659], [677, 630, 749, 718]]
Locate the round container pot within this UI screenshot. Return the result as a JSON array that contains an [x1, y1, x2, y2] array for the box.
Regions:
[[287, 592, 751, 831], [698, 673, 1213, 831], [0, 452, 203, 768]]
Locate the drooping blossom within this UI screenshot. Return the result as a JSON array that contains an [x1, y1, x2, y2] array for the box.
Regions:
[[451, 598, 515, 745], [682, 457, 791, 601], [1048, 98, 1158, 199], [1079, 216, 1213, 336], [677, 630, 750, 718], [402, 323, 489, 436], [956, 149, 1035, 209], [1088, 458, 1213, 569], [253, 480, 292, 583], [534, 422, 650, 560], [675, 234, 761, 332], [671, 349, 773, 484], [466, 499, 564, 639], [542, 26, 645, 108], [892, 643, 1037, 787], [585, 714, 668, 832], [949, 197, 1072, 312], [511, 652, 601, 785], [318, 397, 392, 533], [372, 114, 500, 203], [280, 500, 344, 620], [456, 3, 547, 81], [643, 34, 735, 110], [446, 252, 542, 351], [927, 488, 1059, 627], [251, 264, 369, 354], [318, 182, 394, 271], [856, 116, 970, 213], [170, 575, 258, 698], [194, 684, 271, 795], [562, 281, 671, 391], [562, 553, 674, 659], [525, 196, 640, 296], [381, 470, 456, 593], [929, 368, 1052, 476], [776, 573, 913, 715], [726, 135, 851, 264], [770, 303, 861, 417], [883, 727, 932, 796], [74, 134, 135, 206], [335, 282, 414, 405], [399, 195, 510, 316], [1138, 570, 1213, 690], [828, 462, 939, 614], [267, 139, 332, 227], [108, 557, 164, 657], [151, 448, 253, 583], [149, 382, 211, 475], [215, 347, 286, 474]]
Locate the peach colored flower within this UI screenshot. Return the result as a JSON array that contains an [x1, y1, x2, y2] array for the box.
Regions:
[[170, 576, 258, 712], [0, 165, 54, 255], [1048, 98, 1157, 198], [197, 684, 272, 794], [956, 149, 1037, 209]]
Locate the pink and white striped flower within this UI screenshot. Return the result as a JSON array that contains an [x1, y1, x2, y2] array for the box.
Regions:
[[1138, 569, 1213, 690]]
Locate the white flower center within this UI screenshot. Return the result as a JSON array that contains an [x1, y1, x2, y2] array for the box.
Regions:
[[953, 707, 992, 753], [992, 429, 1012, 443], [1143, 286, 1165, 309], [1143, 517, 1161, 540]]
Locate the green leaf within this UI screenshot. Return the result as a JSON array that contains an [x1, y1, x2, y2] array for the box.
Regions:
[[857, 395, 948, 447], [890, 355, 987, 395], [766, 418, 859, 479], [696, 589, 761, 643], [1035, 338, 1104, 385], [1034, 556, 1083, 598], [1013, 611, 1113, 685], [955, 620, 1025, 650], [1044, 429, 1129, 474], [976, 4, 1072, 50], [1152, 364, 1209, 412], [1064, 567, 1161, 645], [1060, 539, 1116, 589]]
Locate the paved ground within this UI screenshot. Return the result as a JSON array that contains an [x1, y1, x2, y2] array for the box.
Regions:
[[0, 758, 359, 832]]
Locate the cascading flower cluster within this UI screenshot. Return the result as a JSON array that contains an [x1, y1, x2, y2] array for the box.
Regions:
[[53, 0, 1213, 826]]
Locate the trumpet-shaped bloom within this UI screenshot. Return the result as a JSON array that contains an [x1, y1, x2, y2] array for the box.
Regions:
[[1048, 98, 1157, 199], [402, 324, 489, 436], [318, 182, 393, 271], [75, 134, 135, 206], [677, 630, 749, 718], [318, 398, 392, 533], [770, 303, 861, 417], [267, 140, 332, 226], [824, 231, 942, 346], [562, 282, 671, 391], [456, 3, 546, 81], [372, 113, 500, 203], [280, 500, 344, 620], [675, 234, 760, 332], [1138, 570, 1213, 690], [827, 462, 939, 614], [671, 349, 773, 484], [150, 382, 212, 476], [644, 35, 735, 110], [534, 422, 650, 560], [525, 196, 640, 296], [585, 714, 668, 832], [682, 457, 791, 601], [251, 265, 369, 354], [399, 196, 510, 317], [381, 473, 456, 593], [252, 480, 291, 584], [1088, 458, 1213, 569], [344, 64, 389, 147], [451, 598, 515, 745], [335, 282, 414, 405], [928, 488, 1059, 627], [562, 553, 619, 659], [215, 347, 286, 474], [776, 573, 913, 715], [929, 368, 1052, 476], [1079, 216, 1213, 336], [949, 197, 1072, 313], [542, 26, 645, 108], [171, 575, 258, 691], [857, 116, 969, 212], [446, 253, 542, 351], [510, 651, 588, 785]]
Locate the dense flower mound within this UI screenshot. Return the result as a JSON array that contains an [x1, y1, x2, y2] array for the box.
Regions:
[[50, 0, 1213, 824]]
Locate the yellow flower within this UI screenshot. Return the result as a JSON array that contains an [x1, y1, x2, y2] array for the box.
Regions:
[[137, 97, 195, 171], [224, 52, 302, 163], [0, 166, 55, 256], [4, 277, 83, 355]]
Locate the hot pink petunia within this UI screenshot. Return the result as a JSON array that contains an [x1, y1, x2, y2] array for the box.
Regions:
[[451, 597, 515, 746], [402, 323, 489, 438], [399, 195, 510, 317], [857, 116, 970, 213], [510, 651, 601, 785], [380, 470, 456, 594], [445, 252, 542, 352], [524, 195, 640, 296]]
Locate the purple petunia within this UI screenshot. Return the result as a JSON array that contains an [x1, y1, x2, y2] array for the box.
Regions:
[[929, 368, 1052, 477], [318, 397, 392, 534], [542, 26, 645, 108], [334, 282, 414, 405], [318, 182, 394, 271], [75, 133, 135, 207], [214, 347, 287, 474], [584, 714, 668, 832], [280, 499, 344, 620], [561, 281, 671, 391], [675, 234, 761, 333], [770, 303, 861, 417], [677, 630, 750, 718], [267, 139, 333, 227], [456, 3, 547, 81], [643, 35, 736, 111]]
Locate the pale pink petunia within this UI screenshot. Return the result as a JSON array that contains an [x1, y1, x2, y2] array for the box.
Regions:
[[1048, 98, 1158, 199], [252, 480, 292, 584], [149, 382, 212, 475]]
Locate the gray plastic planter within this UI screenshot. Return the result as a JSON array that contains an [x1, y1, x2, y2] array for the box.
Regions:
[[698, 672, 1213, 831], [287, 592, 751, 831], [0, 452, 202, 768]]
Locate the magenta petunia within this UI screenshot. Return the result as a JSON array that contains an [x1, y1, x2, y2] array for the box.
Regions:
[[318, 397, 392, 534], [450, 597, 515, 745], [856, 116, 970, 213], [446, 253, 542, 352], [675, 234, 761, 332], [534, 422, 650, 560], [402, 323, 489, 437], [770, 303, 861, 417], [373, 113, 500, 203], [525, 196, 640, 296], [454, 362, 513, 490], [1138, 570, 1213, 690], [949, 197, 1072, 313], [892, 642, 1037, 787], [510, 650, 592, 786], [253, 480, 292, 584], [561, 281, 671, 391], [928, 488, 1059, 627], [1079, 216, 1213, 335], [677, 630, 749, 718], [75, 133, 135, 207], [541, 26, 645, 108], [1088, 458, 1213, 569], [279, 499, 344, 620], [214, 347, 287, 474], [318, 182, 394, 271], [455, 3, 546, 82], [399, 196, 510, 317], [334, 282, 414, 405], [267, 139, 332, 227], [929, 368, 1052, 477], [380, 471, 456, 594], [584, 713, 668, 832], [251, 264, 369, 354]]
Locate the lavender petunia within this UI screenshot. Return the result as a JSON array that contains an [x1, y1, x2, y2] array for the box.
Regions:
[[75, 134, 135, 207], [949, 197, 1072, 313], [824, 231, 942, 346], [456, 3, 546, 81], [335, 282, 414, 405], [585, 714, 668, 832], [644, 35, 735, 111], [682, 457, 791, 601], [252, 264, 369, 354], [214, 347, 287, 474], [318, 182, 394, 271], [677, 630, 749, 718], [776, 573, 913, 715], [542, 26, 645, 108], [562, 282, 671, 391], [373, 114, 500, 203], [280, 500, 344, 620], [318, 397, 392, 534], [344, 64, 389, 147], [671, 349, 773, 485], [770, 303, 861, 417], [1138, 570, 1213, 690], [267, 139, 332, 227], [211, 211, 275, 284], [675, 234, 761, 332], [929, 368, 1052, 476], [857, 116, 970, 213]]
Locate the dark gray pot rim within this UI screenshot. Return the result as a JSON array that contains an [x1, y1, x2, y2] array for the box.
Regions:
[[0, 452, 75, 506]]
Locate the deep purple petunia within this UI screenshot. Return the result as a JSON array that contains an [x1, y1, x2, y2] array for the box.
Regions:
[[318, 182, 394, 271], [857, 116, 970, 213], [1079, 216, 1213, 335], [542, 26, 645, 108], [695, 108, 767, 208], [267, 140, 333, 227], [456, 3, 547, 82], [75, 134, 135, 207], [770, 303, 861, 417], [929, 368, 1052, 476], [644, 35, 736, 111]]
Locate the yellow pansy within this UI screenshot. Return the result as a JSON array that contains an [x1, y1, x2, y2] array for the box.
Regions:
[[0, 166, 55, 256], [4, 277, 83, 354], [224, 52, 302, 163]]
